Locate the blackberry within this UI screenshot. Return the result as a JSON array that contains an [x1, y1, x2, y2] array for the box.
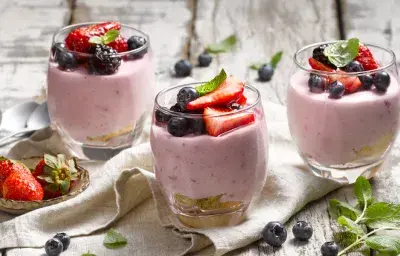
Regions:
[[312, 44, 336, 69], [88, 44, 121, 75]]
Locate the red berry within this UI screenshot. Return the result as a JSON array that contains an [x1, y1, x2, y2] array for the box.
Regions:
[[107, 35, 128, 52], [308, 58, 335, 72], [3, 172, 44, 201], [355, 44, 379, 71], [236, 95, 247, 106], [333, 71, 363, 93]]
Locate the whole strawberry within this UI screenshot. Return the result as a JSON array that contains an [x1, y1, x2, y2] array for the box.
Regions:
[[33, 154, 78, 199], [3, 172, 44, 201], [0, 157, 30, 196]]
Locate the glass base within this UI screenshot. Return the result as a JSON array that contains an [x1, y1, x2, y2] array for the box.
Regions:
[[306, 158, 383, 184], [176, 210, 246, 228]]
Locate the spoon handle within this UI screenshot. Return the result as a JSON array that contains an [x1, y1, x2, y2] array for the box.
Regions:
[[0, 129, 35, 145]]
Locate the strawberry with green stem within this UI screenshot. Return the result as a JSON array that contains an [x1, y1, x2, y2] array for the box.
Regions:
[[33, 154, 78, 199]]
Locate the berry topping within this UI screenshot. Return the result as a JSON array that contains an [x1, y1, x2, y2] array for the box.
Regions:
[[203, 107, 255, 136], [53, 233, 70, 251], [308, 58, 335, 72], [107, 35, 128, 52], [328, 81, 345, 99], [198, 52, 213, 67], [127, 36, 147, 50], [355, 44, 379, 71], [373, 71, 391, 92], [177, 87, 199, 110], [335, 71, 362, 93], [65, 21, 121, 53], [56, 51, 78, 70], [88, 44, 121, 75], [261, 221, 287, 247], [359, 74, 373, 90], [188, 118, 206, 134], [187, 76, 244, 110], [45, 238, 63, 256], [308, 74, 327, 93], [170, 103, 184, 113], [167, 117, 189, 137], [51, 43, 65, 60], [3, 171, 44, 201], [292, 221, 313, 241], [155, 107, 171, 123], [321, 241, 339, 256], [312, 44, 336, 69], [236, 94, 247, 106], [258, 64, 274, 82], [344, 60, 364, 72], [174, 60, 192, 77]]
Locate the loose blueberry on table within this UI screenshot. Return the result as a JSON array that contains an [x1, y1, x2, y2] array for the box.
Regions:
[[262, 221, 288, 247], [51, 21, 148, 75], [307, 38, 390, 99], [292, 221, 313, 241], [45, 238, 64, 256], [321, 241, 339, 256]]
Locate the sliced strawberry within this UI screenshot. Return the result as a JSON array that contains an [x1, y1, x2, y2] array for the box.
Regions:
[[309, 58, 335, 72], [335, 70, 362, 93], [203, 107, 255, 136], [108, 35, 128, 52], [355, 44, 379, 71], [187, 76, 244, 110], [236, 95, 247, 106], [65, 21, 121, 53]]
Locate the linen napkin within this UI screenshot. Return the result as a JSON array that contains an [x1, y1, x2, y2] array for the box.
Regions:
[[0, 98, 344, 256]]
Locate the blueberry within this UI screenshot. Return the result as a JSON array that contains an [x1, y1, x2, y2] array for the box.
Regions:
[[189, 118, 206, 134], [198, 52, 212, 67], [373, 71, 391, 92], [170, 103, 184, 113], [359, 74, 373, 90], [262, 221, 287, 247], [308, 75, 327, 93], [155, 107, 171, 123], [51, 43, 65, 61], [344, 60, 364, 72], [177, 87, 199, 110], [127, 36, 147, 59], [53, 232, 70, 251], [292, 221, 313, 241], [174, 60, 192, 77], [329, 81, 345, 99], [258, 64, 274, 82], [57, 51, 78, 70], [167, 117, 189, 137], [312, 44, 336, 69], [45, 238, 63, 256], [321, 241, 339, 256]]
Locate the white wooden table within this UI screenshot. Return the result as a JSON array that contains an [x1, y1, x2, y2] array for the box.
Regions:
[[0, 0, 399, 255]]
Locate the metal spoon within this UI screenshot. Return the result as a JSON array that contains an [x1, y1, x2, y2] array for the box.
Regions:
[[0, 101, 39, 132], [0, 102, 50, 145]]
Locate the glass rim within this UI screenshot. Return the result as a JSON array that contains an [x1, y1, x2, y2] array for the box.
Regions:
[[154, 81, 261, 118], [293, 40, 396, 76], [51, 21, 150, 57]]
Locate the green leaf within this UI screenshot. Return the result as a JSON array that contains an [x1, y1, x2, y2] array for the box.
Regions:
[[68, 159, 78, 174], [337, 216, 365, 236], [330, 199, 361, 221], [195, 69, 227, 96], [206, 34, 237, 54], [334, 231, 363, 249], [365, 202, 400, 228], [81, 251, 96, 256], [0, 156, 7, 161], [57, 154, 65, 168], [44, 154, 58, 169], [45, 183, 59, 192], [249, 63, 263, 70], [60, 180, 70, 195], [354, 176, 373, 208], [365, 236, 400, 253], [323, 38, 360, 67], [103, 228, 127, 249], [88, 36, 103, 45], [37, 175, 54, 183], [102, 29, 119, 44], [270, 51, 283, 69]]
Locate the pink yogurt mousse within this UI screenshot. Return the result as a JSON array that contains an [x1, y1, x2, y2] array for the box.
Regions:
[[150, 116, 268, 207], [47, 54, 155, 144], [287, 71, 400, 166]]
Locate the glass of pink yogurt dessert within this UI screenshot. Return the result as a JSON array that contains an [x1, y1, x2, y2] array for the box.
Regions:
[[150, 70, 268, 228], [287, 39, 400, 183], [47, 22, 155, 160]]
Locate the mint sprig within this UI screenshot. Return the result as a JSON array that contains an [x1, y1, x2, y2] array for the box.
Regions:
[[195, 69, 227, 96], [249, 51, 283, 70], [206, 35, 237, 54], [89, 29, 119, 45], [323, 38, 359, 67], [329, 176, 400, 255], [81, 251, 96, 256], [103, 228, 127, 249]]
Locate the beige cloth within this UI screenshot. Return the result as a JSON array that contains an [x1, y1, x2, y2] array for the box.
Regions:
[[0, 100, 343, 256]]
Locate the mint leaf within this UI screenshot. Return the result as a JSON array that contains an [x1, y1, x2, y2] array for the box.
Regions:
[[103, 29, 119, 44], [103, 228, 127, 249], [88, 36, 103, 45], [354, 176, 373, 208], [337, 216, 365, 236], [330, 199, 361, 221], [334, 231, 363, 249], [206, 35, 237, 54], [195, 69, 227, 96], [366, 236, 400, 253], [323, 38, 359, 67], [270, 51, 283, 69], [249, 63, 263, 70], [81, 252, 96, 256], [365, 203, 400, 228]]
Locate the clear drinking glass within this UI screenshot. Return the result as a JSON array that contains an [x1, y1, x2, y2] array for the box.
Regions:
[[47, 22, 155, 160], [287, 41, 400, 183], [150, 82, 268, 228]]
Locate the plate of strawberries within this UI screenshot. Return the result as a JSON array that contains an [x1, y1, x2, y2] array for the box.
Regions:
[[0, 154, 89, 214]]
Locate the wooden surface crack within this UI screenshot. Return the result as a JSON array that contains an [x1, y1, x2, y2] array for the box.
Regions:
[[186, 0, 199, 59]]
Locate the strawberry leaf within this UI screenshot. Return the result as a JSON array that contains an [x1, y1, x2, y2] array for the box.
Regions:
[[206, 34, 237, 54], [45, 183, 59, 192], [195, 69, 227, 96], [44, 154, 58, 169], [103, 228, 127, 249], [60, 180, 70, 195], [37, 175, 54, 183], [57, 154, 66, 168], [68, 159, 77, 174]]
